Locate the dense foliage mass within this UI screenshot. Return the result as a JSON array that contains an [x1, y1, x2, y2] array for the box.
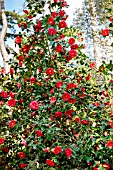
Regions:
[[0, 0, 113, 169]]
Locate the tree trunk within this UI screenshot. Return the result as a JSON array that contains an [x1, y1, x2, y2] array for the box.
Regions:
[[89, 0, 101, 68], [0, 0, 9, 72]]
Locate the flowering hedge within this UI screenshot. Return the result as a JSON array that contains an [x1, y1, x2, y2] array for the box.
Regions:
[[0, 0, 113, 170]]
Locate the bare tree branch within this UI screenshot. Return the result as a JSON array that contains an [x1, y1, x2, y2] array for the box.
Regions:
[[0, 0, 9, 72]]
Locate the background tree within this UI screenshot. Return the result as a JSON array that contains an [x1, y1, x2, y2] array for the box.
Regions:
[[73, 0, 113, 68]]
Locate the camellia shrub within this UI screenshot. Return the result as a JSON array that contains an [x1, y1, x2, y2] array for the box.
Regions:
[[0, 0, 113, 169]]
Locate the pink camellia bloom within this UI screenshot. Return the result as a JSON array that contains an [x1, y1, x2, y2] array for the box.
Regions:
[[53, 146, 62, 154], [9, 120, 16, 128], [30, 100, 38, 110], [21, 140, 27, 146], [50, 97, 56, 104], [65, 148, 72, 158], [0, 137, 4, 145], [90, 62, 96, 68], [8, 98, 16, 107], [44, 147, 49, 153]]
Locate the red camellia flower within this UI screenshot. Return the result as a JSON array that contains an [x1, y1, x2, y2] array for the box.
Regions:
[[54, 111, 62, 118], [53, 0, 58, 3], [51, 11, 58, 18], [30, 100, 39, 110], [2, 146, 9, 152], [93, 167, 99, 170], [50, 97, 56, 104], [18, 22, 27, 29], [53, 146, 62, 154], [48, 17, 55, 25], [8, 98, 16, 107], [81, 119, 89, 125], [62, 92, 71, 101], [67, 82, 75, 90], [71, 44, 79, 49], [86, 74, 92, 81], [102, 163, 110, 170], [75, 117, 80, 123], [59, 10, 66, 17], [59, 21, 67, 28], [0, 68, 5, 74], [65, 148, 72, 158], [107, 121, 113, 128], [110, 79, 113, 83], [15, 36, 22, 44], [69, 49, 77, 58], [30, 76, 36, 84], [101, 28, 109, 36], [64, 110, 73, 117], [35, 130, 44, 137], [23, 44, 31, 53], [19, 164, 27, 169], [18, 55, 24, 61], [90, 62, 96, 68], [34, 20, 42, 32], [0, 91, 8, 98], [68, 38, 75, 45], [109, 16, 113, 22], [68, 98, 76, 104], [18, 152, 26, 159], [48, 28, 56, 36], [46, 68, 54, 76], [106, 140, 113, 148], [56, 44, 62, 52], [56, 81, 63, 88], [0, 138, 4, 145], [10, 68, 14, 74], [9, 120, 16, 128], [23, 9, 29, 14], [46, 159, 55, 167]]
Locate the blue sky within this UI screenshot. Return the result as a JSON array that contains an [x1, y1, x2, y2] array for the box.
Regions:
[[5, 0, 24, 13]]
